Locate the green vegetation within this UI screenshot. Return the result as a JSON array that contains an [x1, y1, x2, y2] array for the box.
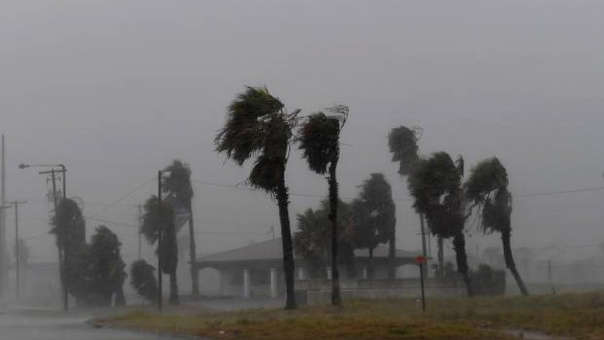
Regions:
[[407, 152, 473, 296], [294, 199, 355, 279], [298, 107, 348, 306], [354, 173, 397, 278], [99, 292, 604, 339], [140, 195, 179, 305], [130, 259, 158, 303], [162, 159, 199, 297], [465, 157, 529, 296], [215, 86, 301, 310]]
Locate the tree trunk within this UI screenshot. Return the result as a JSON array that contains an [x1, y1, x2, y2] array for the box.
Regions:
[[419, 214, 428, 278], [328, 160, 341, 306], [169, 271, 180, 305], [368, 247, 374, 279], [115, 286, 126, 306], [437, 236, 444, 279], [276, 167, 297, 310], [501, 229, 529, 296], [187, 201, 200, 297], [452, 232, 473, 297], [388, 231, 396, 279]]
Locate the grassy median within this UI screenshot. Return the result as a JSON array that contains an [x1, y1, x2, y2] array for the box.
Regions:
[[97, 291, 604, 339]]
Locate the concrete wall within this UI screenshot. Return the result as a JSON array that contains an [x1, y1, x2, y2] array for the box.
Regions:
[[300, 279, 466, 305]]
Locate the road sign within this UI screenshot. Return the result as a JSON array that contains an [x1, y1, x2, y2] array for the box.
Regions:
[[415, 255, 427, 264]]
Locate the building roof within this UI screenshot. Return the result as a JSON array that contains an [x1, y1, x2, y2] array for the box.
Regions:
[[196, 238, 420, 265]]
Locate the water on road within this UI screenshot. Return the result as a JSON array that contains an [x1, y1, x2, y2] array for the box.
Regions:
[[0, 312, 178, 340]]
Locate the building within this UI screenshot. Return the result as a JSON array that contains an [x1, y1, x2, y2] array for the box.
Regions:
[[194, 238, 422, 299]]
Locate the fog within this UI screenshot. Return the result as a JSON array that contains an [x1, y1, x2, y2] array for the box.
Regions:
[[1, 0, 604, 293]]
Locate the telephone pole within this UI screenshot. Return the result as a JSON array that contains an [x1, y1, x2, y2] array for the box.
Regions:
[[9, 200, 27, 300], [20, 163, 68, 311]]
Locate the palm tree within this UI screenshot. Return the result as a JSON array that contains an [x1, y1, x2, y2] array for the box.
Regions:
[[294, 199, 356, 280], [215, 86, 299, 309], [140, 195, 179, 305], [388, 126, 443, 277], [298, 106, 348, 306], [465, 157, 529, 296], [407, 152, 473, 296], [52, 198, 86, 308], [354, 173, 396, 279], [163, 160, 199, 297]]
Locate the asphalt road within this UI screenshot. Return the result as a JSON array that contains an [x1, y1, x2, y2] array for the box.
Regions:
[[0, 312, 178, 340]]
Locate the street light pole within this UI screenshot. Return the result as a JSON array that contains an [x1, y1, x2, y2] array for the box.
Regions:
[[19, 163, 68, 311]]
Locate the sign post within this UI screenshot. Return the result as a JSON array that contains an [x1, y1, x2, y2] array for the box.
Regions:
[[416, 255, 427, 312]]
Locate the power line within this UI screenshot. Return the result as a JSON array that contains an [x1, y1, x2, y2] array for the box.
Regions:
[[191, 178, 413, 202], [99, 177, 154, 211], [516, 186, 604, 199]]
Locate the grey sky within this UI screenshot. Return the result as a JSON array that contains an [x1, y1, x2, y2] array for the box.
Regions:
[[1, 0, 604, 265]]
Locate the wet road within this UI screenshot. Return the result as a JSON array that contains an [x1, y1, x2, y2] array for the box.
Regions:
[[0, 312, 179, 340]]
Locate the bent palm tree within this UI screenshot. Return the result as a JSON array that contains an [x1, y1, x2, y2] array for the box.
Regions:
[[298, 106, 348, 306], [389, 126, 441, 278], [215, 86, 299, 309], [163, 160, 199, 297], [465, 157, 529, 296], [408, 152, 473, 296]]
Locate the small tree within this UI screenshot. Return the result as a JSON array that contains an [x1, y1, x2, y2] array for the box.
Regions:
[[353, 173, 396, 278], [140, 195, 179, 305], [465, 157, 529, 296], [52, 198, 86, 306], [215, 86, 300, 309], [408, 152, 473, 296], [294, 200, 355, 279], [130, 259, 158, 303], [298, 106, 348, 306], [88, 225, 127, 306]]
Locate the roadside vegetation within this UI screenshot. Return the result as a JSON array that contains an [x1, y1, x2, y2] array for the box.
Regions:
[[99, 291, 604, 339]]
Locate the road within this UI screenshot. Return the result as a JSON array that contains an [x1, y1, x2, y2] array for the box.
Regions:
[[0, 311, 178, 340]]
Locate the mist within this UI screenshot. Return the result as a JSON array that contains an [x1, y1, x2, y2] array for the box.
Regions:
[[1, 1, 604, 338]]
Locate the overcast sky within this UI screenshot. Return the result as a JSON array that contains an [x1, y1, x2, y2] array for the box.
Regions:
[[1, 0, 604, 266]]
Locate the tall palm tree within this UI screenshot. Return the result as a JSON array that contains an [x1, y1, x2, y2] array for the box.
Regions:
[[215, 86, 299, 309], [298, 106, 348, 306], [140, 195, 179, 305], [407, 152, 473, 296], [163, 160, 199, 297], [388, 126, 443, 278], [465, 157, 529, 296]]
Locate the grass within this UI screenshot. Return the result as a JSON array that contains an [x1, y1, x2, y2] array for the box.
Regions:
[[98, 291, 604, 339]]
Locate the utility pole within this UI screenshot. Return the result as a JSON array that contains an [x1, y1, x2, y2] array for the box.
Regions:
[[18, 162, 67, 311], [9, 200, 27, 300], [40, 168, 68, 311], [157, 170, 163, 312]]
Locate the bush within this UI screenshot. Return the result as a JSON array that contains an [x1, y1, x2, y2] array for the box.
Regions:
[[130, 259, 158, 303]]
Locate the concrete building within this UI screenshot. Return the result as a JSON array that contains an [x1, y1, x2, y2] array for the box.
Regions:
[[194, 238, 421, 299]]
